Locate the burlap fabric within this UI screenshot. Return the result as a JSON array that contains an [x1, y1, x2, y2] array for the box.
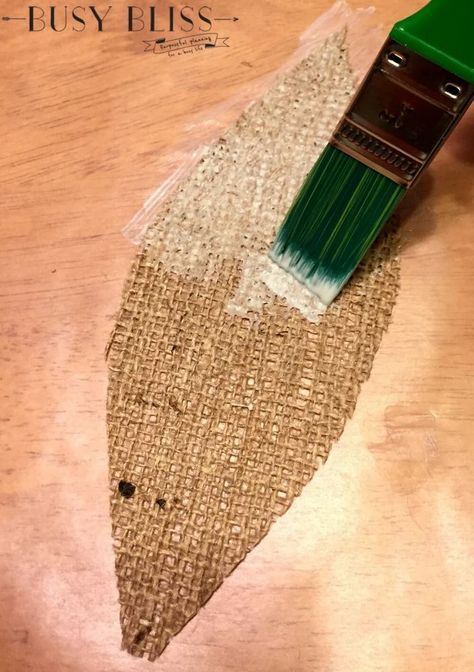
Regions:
[[107, 31, 400, 660]]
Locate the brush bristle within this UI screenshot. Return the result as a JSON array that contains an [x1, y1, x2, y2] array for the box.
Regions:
[[270, 145, 406, 305]]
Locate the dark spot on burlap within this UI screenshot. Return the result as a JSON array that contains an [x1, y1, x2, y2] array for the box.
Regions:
[[118, 480, 135, 499]]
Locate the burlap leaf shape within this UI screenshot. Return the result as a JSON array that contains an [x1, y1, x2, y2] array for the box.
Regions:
[[107, 31, 400, 660]]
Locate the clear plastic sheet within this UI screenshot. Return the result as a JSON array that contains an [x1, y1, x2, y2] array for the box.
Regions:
[[123, 0, 384, 245]]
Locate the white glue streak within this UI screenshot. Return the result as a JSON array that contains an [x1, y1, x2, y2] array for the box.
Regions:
[[225, 254, 327, 324]]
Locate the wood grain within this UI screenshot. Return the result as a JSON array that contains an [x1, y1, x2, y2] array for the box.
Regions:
[[1, 1, 473, 670]]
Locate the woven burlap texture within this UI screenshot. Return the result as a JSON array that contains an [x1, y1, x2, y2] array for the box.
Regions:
[[107, 31, 400, 661]]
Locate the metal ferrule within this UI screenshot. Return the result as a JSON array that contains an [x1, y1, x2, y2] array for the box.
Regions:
[[331, 39, 474, 187]]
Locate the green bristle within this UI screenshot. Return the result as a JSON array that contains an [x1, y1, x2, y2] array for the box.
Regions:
[[270, 145, 406, 305]]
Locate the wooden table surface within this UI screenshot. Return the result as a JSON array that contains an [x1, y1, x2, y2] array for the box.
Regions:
[[2, 1, 473, 670]]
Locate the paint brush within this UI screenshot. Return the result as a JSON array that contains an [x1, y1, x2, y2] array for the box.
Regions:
[[270, 0, 474, 305]]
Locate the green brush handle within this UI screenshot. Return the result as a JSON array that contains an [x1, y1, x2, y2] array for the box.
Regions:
[[391, 0, 474, 83]]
